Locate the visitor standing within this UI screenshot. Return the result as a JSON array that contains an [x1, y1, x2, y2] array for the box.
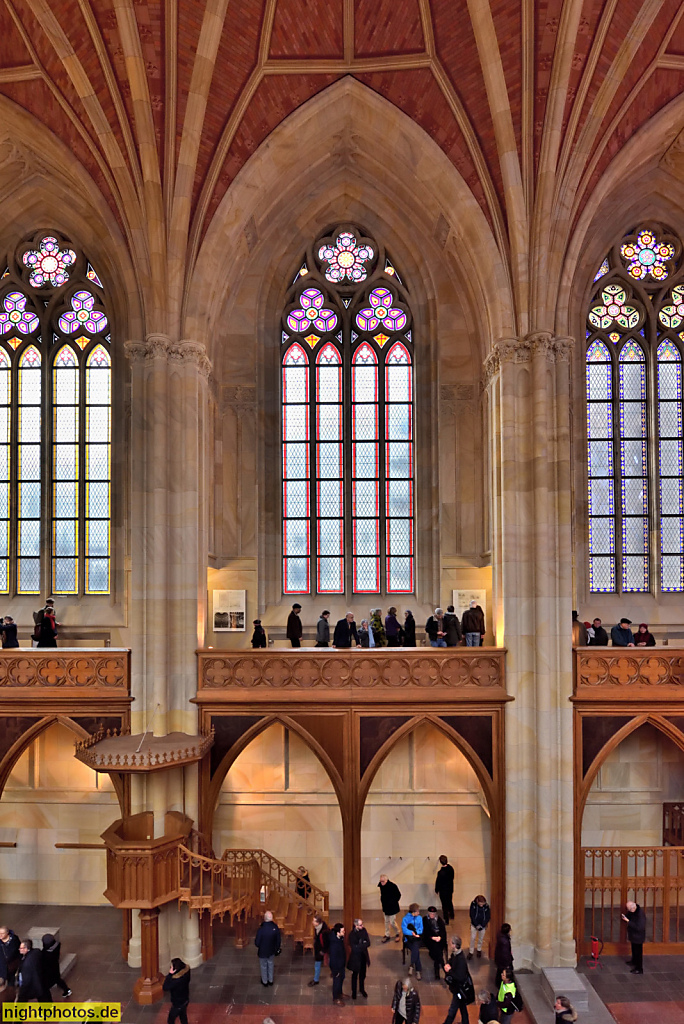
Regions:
[[0, 926, 19, 988], [329, 922, 346, 1006], [16, 939, 50, 1002], [462, 601, 485, 646], [611, 618, 635, 647], [401, 903, 423, 979], [38, 606, 58, 648], [371, 609, 388, 646], [296, 865, 311, 899], [391, 977, 421, 1024], [422, 905, 447, 978], [496, 969, 521, 1017], [468, 894, 491, 959], [347, 918, 370, 999], [435, 854, 455, 924], [588, 618, 608, 645], [333, 611, 359, 648], [572, 610, 588, 646], [378, 874, 402, 942], [622, 900, 646, 974], [251, 620, 266, 648], [494, 924, 513, 987], [0, 617, 18, 648], [403, 610, 416, 647], [286, 603, 302, 648], [254, 911, 281, 986], [386, 607, 402, 646], [426, 609, 447, 647], [358, 619, 374, 647], [442, 936, 472, 1024], [162, 958, 191, 1024], [443, 606, 462, 647], [554, 997, 577, 1024], [308, 914, 329, 987], [635, 623, 656, 646], [477, 991, 499, 1024], [316, 611, 330, 647]]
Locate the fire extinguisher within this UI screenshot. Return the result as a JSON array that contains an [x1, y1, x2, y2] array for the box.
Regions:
[[587, 935, 603, 968]]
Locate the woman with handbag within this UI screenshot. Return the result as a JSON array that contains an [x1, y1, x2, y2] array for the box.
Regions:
[[442, 936, 474, 1024]]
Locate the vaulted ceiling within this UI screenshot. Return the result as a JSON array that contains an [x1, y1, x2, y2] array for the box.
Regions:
[[1, 0, 684, 334]]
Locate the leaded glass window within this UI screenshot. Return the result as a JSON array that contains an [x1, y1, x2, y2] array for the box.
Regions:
[[586, 223, 684, 593], [0, 231, 112, 595], [281, 226, 414, 595]]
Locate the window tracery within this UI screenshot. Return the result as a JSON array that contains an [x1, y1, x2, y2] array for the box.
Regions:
[[282, 226, 414, 595], [586, 222, 684, 593], [0, 231, 112, 595]]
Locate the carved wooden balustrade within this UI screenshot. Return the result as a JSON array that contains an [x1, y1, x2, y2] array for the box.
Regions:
[[664, 803, 684, 846], [574, 646, 684, 699], [0, 647, 129, 698], [102, 810, 193, 908], [197, 646, 506, 699]]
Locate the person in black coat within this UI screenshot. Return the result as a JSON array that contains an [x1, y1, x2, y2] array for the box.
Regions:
[[378, 874, 402, 941], [403, 610, 416, 647], [295, 865, 312, 900], [443, 606, 462, 647], [333, 613, 360, 648], [0, 617, 19, 648], [286, 604, 302, 647], [588, 618, 608, 646], [622, 900, 646, 973], [308, 915, 329, 987], [41, 934, 70, 997], [392, 977, 421, 1024], [435, 854, 455, 924], [494, 924, 513, 986], [347, 918, 371, 999], [16, 940, 50, 1002], [443, 936, 471, 1024], [162, 958, 191, 1024], [328, 923, 346, 1006], [254, 911, 281, 986], [422, 906, 447, 978], [477, 990, 499, 1024], [0, 926, 20, 987], [251, 620, 266, 648]]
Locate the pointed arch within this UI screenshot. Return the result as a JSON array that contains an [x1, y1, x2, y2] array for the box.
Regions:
[[204, 713, 346, 838], [0, 714, 126, 812]]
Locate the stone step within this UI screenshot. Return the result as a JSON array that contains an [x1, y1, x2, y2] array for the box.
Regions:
[[517, 968, 614, 1024], [24, 928, 76, 984]]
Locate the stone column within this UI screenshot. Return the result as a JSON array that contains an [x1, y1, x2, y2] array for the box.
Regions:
[[485, 333, 575, 969]]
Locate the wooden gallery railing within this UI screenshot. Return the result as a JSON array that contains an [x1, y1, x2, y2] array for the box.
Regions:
[[664, 803, 684, 846], [177, 842, 329, 948], [580, 847, 684, 953]]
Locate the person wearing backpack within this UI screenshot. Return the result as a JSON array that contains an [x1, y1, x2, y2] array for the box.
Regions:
[[442, 935, 474, 1024], [497, 969, 523, 1017]]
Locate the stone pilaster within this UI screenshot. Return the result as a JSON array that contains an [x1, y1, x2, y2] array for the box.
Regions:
[[485, 332, 575, 968]]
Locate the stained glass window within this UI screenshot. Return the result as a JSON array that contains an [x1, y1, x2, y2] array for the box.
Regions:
[[0, 230, 112, 596], [586, 223, 684, 593], [281, 226, 414, 595]]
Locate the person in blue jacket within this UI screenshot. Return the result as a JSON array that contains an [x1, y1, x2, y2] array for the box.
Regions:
[[611, 617, 635, 647], [402, 903, 423, 979]]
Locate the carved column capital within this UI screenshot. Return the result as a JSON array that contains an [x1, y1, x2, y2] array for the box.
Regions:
[[173, 339, 213, 378], [124, 333, 172, 364], [482, 333, 575, 388]]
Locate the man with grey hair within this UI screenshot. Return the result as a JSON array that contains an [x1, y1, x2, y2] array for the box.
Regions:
[[254, 910, 281, 986], [333, 611, 359, 648], [462, 601, 485, 647], [621, 899, 646, 974], [425, 608, 447, 647]]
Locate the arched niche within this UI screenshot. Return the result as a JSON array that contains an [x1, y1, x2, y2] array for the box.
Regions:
[[581, 720, 684, 849], [360, 717, 495, 914], [191, 79, 510, 616], [210, 720, 344, 907], [0, 718, 122, 906]]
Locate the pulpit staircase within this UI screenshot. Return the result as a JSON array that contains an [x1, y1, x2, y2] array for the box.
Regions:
[[177, 831, 329, 948]]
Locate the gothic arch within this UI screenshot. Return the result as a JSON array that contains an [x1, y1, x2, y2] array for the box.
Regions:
[[577, 712, 684, 826], [203, 713, 345, 838], [0, 714, 126, 812]]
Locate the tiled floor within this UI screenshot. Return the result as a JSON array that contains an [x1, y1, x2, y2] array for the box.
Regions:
[[0, 905, 525, 1024], [577, 952, 684, 1024]]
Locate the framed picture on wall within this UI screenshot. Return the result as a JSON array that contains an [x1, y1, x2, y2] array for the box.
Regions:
[[454, 589, 486, 620], [212, 590, 246, 631]]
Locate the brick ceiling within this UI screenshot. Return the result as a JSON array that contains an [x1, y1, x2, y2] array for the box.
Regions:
[[1, 0, 683, 318]]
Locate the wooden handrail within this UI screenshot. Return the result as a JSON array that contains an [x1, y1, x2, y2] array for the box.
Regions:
[[220, 848, 329, 913]]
